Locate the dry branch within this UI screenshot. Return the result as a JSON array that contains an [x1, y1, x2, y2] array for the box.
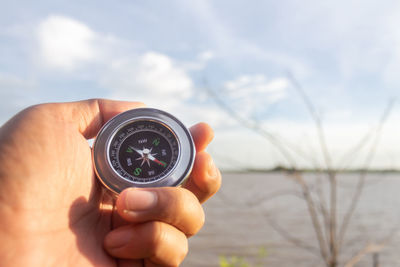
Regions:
[[343, 243, 385, 267], [338, 100, 394, 252], [291, 172, 329, 264], [262, 210, 320, 256]]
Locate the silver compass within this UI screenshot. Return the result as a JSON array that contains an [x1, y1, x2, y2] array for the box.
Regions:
[[92, 108, 195, 194]]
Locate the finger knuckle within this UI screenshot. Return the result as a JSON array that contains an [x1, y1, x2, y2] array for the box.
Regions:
[[178, 189, 205, 235], [146, 222, 165, 254], [198, 152, 222, 200], [166, 235, 188, 267], [177, 237, 189, 265], [146, 223, 188, 267]]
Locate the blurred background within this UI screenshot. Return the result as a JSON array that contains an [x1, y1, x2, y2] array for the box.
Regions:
[[2, 0, 400, 266]]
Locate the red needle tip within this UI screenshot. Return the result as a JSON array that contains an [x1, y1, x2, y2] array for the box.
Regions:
[[154, 159, 166, 167]]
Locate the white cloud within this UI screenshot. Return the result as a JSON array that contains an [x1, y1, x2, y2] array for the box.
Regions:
[[34, 16, 215, 118], [103, 52, 194, 110], [211, 116, 400, 171], [177, 0, 312, 78], [275, 0, 400, 87], [137, 52, 193, 97], [225, 75, 287, 94], [213, 74, 291, 124], [37, 15, 98, 70], [198, 50, 214, 62], [223, 74, 288, 104], [173, 103, 235, 128], [180, 50, 215, 71]]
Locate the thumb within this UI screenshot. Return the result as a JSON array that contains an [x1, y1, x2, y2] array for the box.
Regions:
[[46, 99, 145, 139]]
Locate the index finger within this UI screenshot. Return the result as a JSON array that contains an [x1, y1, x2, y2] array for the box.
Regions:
[[189, 122, 214, 152], [184, 123, 221, 203]]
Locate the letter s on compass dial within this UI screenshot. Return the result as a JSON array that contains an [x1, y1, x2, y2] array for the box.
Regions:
[[92, 108, 195, 194]]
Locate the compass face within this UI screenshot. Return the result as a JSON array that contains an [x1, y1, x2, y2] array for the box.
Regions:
[[109, 120, 179, 183], [93, 108, 195, 194]]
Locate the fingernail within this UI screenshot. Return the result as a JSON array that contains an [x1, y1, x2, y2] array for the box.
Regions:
[[124, 189, 158, 211], [208, 159, 218, 178], [106, 229, 132, 249]]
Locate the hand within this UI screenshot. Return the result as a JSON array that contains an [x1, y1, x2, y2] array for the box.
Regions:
[[0, 99, 221, 267]]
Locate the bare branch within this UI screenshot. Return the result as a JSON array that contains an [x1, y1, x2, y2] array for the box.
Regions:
[[343, 223, 398, 267], [286, 72, 333, 170], [337, 98, 396, 171], [338, 99, 395, 251], [313, 173, 330, 235], [343, 242, 386, 267], [291, 172, 329, 263], [337, 128, 375, 171], [287, 72, 338, 265], [203, 79, 333, 174], [246, 189, 304, 206], [262, 210, 320, 256], [202, 80, 301, 169]]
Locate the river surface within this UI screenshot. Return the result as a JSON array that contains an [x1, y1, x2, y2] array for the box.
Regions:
[[182, 172, 400, 267]]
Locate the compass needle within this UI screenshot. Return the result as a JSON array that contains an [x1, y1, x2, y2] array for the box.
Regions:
[[131, 146, 143, 156]]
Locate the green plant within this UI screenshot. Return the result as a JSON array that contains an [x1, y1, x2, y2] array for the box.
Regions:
[[219, 255, 250, 267], [219, 247, 268, 267]]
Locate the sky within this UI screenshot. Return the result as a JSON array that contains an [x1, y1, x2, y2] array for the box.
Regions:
[[1, 0, 400, 170]]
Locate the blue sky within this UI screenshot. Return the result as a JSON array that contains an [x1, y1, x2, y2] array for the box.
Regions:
[[1, 0, 400, 169]]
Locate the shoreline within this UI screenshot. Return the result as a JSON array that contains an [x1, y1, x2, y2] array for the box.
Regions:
[[220, 168, 400, 174]]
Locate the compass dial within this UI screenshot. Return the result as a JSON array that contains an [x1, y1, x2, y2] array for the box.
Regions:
[[93, 108, 195, 194], [109, 120, 179, 183]]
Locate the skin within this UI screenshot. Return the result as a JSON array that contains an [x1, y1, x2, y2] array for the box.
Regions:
[[0, 99, 221, 267]]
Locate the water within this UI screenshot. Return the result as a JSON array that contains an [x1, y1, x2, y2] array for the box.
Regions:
[[183, 172, 400, 266]]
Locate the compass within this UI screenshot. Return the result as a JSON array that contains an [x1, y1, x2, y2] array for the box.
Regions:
[[92, 108, 195, 194]]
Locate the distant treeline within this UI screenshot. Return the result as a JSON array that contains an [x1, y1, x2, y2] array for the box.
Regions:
[[225, 165, 400, 173]]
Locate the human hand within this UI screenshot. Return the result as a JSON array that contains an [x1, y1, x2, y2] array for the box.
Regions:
[[0, 99, 221, 267]]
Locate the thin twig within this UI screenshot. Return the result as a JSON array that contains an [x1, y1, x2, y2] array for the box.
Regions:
[[287, 72, 338, 265], [337, 98, 396, 171], [343, 223, 398, 267], [291, 172, 330, 264], [337, 99, 395, 251], [337, 127, 375, 171], [246, 189, 305, 206], [202, 80, 298, 169], [313, 173, 330, 245], [343, 242, 385, 267], [262, 211, 320, 256], [286, 72, 333, 170]]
